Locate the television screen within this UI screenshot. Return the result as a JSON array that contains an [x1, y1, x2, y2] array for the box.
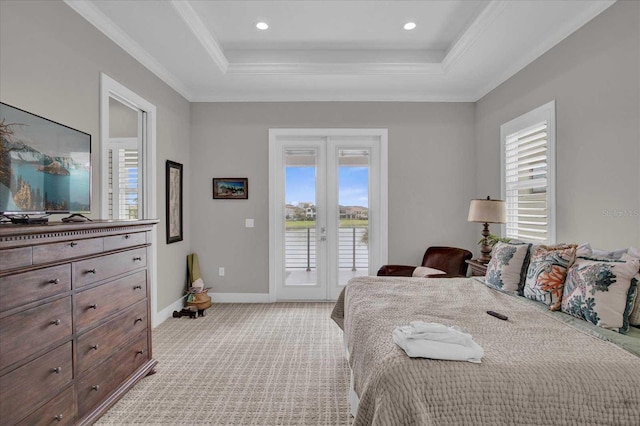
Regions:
[[0, 102, 91, 214]]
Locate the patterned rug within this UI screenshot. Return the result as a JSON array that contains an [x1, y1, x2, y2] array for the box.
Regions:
[[97, 303, 351, 425]]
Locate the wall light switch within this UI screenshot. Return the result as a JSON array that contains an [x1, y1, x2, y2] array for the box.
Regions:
[[219, 267, 225, 276], [245, 219, 254, 228]]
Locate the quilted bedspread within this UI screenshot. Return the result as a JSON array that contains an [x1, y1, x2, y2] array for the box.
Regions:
[[332, 276, 640, 426]]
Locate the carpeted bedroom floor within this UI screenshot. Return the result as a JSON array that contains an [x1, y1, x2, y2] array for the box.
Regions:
[[96, 303, 351, 426]]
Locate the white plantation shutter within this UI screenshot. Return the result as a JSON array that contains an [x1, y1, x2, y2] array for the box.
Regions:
[[117, 149, 140, 219], [501, 101, 556, 244], [107, 138, 141, 220]]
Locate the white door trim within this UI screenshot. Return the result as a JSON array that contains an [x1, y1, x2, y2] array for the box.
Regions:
[[268, 128, 388, 302], [100, 73, 159, 326]]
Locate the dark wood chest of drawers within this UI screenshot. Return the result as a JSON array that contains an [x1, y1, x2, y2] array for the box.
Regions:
[[0, 220, 158, 425]]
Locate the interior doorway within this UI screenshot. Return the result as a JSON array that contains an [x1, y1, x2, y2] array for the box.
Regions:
[[100, 73, 159, 325]]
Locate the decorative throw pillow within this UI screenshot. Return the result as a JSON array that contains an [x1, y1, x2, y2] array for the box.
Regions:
[[561, 254, 640, 333], [484, 242, 532, 293], [412, 266, 446, 278], [629, 272, 640, 327], [523, 244, 577, 311]]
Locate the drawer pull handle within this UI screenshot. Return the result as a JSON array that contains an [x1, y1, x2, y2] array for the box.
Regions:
[[88, 304, 98, 310], [52, 367, 62, 374], [133, 285, 143, 290], [124, 234, 130, 239], [48, 278, 60, 285], [50, 319, 61, 326], [54, 414, 63, 422], [136, 350, 144, 355], [133, 257, 142, 262], [90, 344, 100, 351], [135, 317, 143, 323], [86, 268, 97, 274], [92, 385, 100, 391], [70, 242, 78, 247]]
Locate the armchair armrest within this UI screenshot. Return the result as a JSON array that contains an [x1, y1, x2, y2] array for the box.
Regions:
[[377, 264, 416, 276]]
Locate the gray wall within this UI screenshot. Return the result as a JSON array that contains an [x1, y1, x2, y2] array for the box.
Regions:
[[190, 103, 477, 294], [0, 0, 192, 311], [475, 0, 640, 249]]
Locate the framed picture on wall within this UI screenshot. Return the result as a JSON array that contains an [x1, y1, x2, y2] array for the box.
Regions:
[[213, 178, 248, 199], [166, 160, 183, 244]]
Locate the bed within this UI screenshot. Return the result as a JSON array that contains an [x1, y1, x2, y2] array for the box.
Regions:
[[331, 276, 640, 425]]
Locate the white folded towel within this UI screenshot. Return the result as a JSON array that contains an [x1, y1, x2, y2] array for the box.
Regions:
[[393, 321, 484, 363]]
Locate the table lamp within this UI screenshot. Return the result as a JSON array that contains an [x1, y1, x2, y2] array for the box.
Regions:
[[468, 196, 507, 264]]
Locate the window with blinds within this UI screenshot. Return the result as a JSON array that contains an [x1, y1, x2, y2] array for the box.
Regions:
[[501, 101, 556, 244], [107, 139, 141, 220]]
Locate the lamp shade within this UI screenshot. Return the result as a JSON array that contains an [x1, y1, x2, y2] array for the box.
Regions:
[[468, 198, 506, 224]]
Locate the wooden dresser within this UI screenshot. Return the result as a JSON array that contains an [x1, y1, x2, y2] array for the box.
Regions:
[[0, 220, 158, 425]]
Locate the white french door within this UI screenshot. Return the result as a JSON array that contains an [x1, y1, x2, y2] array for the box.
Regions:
[[269, 129, 387, 301]]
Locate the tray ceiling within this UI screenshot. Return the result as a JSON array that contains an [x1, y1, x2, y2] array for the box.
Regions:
[[64, 0, 615, 102]]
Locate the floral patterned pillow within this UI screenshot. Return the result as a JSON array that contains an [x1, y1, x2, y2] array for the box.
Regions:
[[629, 272, 640, 327], [484, 242, 532, 293], [523, 244, 577, 310], [561, 254, 640, 333]]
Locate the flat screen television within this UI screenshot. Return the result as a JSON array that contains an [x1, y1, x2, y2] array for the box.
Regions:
[[0, 102, 91, 215]]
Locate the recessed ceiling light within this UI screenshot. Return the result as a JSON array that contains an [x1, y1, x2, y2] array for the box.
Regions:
[[404, 22, 416, 30], [256, 22, 269, 30]]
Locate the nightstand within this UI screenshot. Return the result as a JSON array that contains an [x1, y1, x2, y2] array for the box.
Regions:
[[466, 259, 488, 277]]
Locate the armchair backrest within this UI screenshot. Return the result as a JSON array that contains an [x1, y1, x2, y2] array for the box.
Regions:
[[421, 246, 473, 276]]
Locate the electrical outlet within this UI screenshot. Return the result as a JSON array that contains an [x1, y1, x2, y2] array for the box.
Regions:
[[245, 218, 254, 228], [219, 267, 225, 276]]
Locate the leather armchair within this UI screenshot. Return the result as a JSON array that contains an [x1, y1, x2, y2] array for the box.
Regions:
[[377, 246, 473, 278]]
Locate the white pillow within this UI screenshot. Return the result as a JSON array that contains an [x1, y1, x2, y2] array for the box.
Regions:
[[576, 242, 592, 257], [412, 266, 446, 277], [627, 246, 640, 259]]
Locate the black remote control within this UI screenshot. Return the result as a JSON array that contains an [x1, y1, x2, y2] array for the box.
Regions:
[[487, 310, 508, 321]]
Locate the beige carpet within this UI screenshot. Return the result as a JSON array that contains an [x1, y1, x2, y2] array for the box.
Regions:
[[97, 303, 351, 425]]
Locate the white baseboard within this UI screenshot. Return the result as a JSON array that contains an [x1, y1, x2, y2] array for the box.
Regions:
[[154, 296, 186, 328], [210, 292, 271, 303]]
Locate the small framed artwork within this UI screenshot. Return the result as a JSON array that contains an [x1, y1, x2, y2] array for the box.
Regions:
[[166, 160, 183, 244], [213, 178, 248, 199]]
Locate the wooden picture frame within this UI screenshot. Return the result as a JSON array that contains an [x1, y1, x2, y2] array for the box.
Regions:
[[166, 160, 183, 243], [213, 178, 248, 199]]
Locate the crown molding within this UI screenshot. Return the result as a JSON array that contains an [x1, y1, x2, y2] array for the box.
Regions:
[[227, 62, 444, 76], [442, 1, 508, 71], [169, 0, 229, 73], [471, 0, 617, 101], [189, 91, 473, 103], [63, 0, 194, 101]]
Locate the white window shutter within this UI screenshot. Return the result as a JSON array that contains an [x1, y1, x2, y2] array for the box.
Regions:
[[501, 101, 556, 244]]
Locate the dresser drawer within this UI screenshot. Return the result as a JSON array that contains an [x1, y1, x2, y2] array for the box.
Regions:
[[73, 247, 146, 288], [0, 264, 71, 312], [0, 342, 73, 426], [33, 238, 103, 265], [77, 332, 148, 418], [77, 300, 147, 374], [18, 385, 75, 426], [0, 246, 32, 272], [0, 297, 72, 371], [103, 232, 147, 252], [75, 270, 147, 332]]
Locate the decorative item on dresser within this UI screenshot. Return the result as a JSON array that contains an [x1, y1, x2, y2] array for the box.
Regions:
[[0, 219, 158, 425]]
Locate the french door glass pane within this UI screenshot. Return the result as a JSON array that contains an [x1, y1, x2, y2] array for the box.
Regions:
[[284, 149, 318, 286], [338, 149, 369, 286]]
